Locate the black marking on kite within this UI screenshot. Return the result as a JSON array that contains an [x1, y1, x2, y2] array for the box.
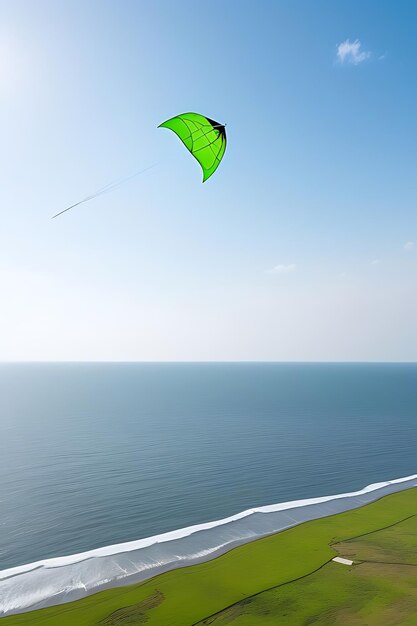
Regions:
[[207, 117, 226, 138], [180, 119, 224, 143]]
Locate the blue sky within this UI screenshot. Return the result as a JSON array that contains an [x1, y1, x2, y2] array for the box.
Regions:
[[0, 0, 416, 360]]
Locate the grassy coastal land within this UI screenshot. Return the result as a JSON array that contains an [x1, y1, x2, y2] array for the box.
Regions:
[[4, 488, 417, 626]]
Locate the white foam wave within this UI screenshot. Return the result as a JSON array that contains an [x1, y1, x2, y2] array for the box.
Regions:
[[1, 472, 416, 616], [2, 472, 416, 581]]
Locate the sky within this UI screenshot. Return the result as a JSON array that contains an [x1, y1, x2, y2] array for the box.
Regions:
[[0, 0, 416, 361]]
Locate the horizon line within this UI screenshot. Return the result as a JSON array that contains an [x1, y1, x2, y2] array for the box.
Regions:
[[1, 360, 416, 365]]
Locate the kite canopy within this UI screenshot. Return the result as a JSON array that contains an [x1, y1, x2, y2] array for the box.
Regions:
[[158, 112, 226, 182]]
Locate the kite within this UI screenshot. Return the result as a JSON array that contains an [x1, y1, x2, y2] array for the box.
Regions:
[[158, 112, 226, 182], [52, 112, 226, 218]]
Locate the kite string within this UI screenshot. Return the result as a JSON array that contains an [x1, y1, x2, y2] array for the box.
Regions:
[[51, 163, 158, 219]]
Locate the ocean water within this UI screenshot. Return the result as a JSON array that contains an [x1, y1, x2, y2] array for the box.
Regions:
[[1, 363, 416, 575]]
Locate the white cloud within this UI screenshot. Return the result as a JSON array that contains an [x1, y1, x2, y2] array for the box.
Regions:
[[336, 39, 370, 65], [371, 259, 381, 266], [270, 263, 296, 274], [404, 241, 415, 251]]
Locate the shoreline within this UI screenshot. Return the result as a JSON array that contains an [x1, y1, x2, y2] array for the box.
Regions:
[[1, 473, 417, 617], [3, 485, 417, 625]]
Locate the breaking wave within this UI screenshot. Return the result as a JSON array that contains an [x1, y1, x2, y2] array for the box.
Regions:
[[1, 473, 416, 617]]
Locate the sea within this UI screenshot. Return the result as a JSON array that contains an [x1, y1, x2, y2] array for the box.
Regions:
[[1, 362, 416, 573]]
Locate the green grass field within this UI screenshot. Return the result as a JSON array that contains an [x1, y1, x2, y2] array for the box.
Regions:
[[4, 488, 417, 626], [196, 514, 417, 625]]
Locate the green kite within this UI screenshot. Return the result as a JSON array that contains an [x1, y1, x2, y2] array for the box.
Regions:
[[158, 112, 226, 182], [52, 113, 227, 218]]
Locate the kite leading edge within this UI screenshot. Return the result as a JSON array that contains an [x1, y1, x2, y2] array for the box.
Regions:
[[158, 112, 226, 182]]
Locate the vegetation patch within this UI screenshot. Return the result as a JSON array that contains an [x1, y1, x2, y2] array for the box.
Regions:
[[100, 590, 164, 625], [334, 514, 417, 566]]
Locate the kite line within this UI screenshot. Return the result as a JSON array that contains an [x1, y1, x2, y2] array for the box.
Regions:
[[52, 114, 226, 218], [51, 163, 157, 219]]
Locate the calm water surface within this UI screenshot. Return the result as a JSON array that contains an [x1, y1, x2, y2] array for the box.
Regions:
[[0, 363, 416, 570]]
